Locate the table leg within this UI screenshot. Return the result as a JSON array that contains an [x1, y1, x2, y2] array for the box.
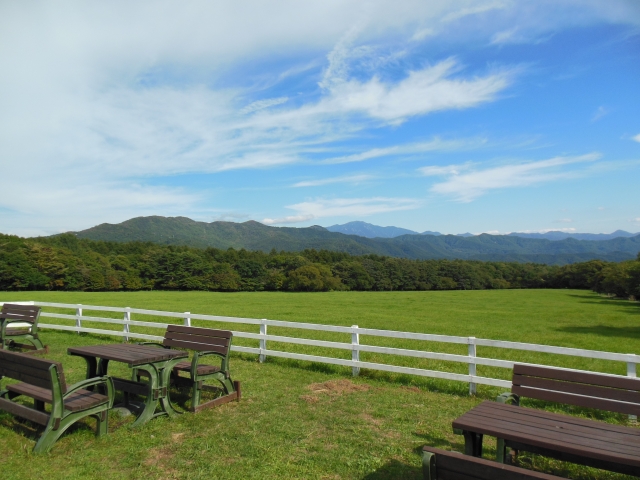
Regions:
[[129, 363, 160, 428], [157, 358, 185, 418], [463, 431, 483, 457], [70, 354, 98, 391]]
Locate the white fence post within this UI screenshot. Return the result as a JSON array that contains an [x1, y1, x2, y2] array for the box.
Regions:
[[184, 312, 191, 327], [123, 307, 131, 342], [259, 320, 267, 363], [468, 336, 477, 395], [628, 359, 637, 423], [352, 325, 360, 377], [75, 304, 82, 334]]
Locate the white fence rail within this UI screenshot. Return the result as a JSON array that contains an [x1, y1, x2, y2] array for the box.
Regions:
[[4, 301, 638, 394]]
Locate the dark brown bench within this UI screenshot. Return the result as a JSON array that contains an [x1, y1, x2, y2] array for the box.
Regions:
[[0, 349, 114, 452], [453, 364, 640, 477], [136, 325, 240, 412], [0, 303, 46, 352], [422, 446, 566, 479]]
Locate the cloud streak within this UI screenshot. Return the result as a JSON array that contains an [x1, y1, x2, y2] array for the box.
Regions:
[[263, 197, 421, 225], [426, 153, 601, 201]]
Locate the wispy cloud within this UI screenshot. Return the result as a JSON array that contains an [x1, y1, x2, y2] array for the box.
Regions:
[[426, 153, 601, 201], [632, 133, 640, 143], [322, 137, 487, 164], [240, 97, 289, 114], [419, 163, 472, 176], [317, 57, 516, 124], [263, 197, 421, 225], [292, 174, 374, 188], [591, 106, 610, 122]]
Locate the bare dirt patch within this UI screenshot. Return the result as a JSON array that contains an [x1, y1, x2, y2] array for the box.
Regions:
[[300, 379, 369, 403]]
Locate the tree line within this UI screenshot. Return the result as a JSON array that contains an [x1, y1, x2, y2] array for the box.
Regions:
[[0, 233, 638, 298]]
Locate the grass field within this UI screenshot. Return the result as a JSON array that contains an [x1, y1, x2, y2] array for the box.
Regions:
[[0, 289, 639, 479]]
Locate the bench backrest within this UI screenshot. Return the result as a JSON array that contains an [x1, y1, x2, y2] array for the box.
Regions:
[[422, 446, 563, 479], [512, 364, 640, 416], [1, 304, 41, 326], [162, 325, 232, 356], [0, 349, 66, 393]]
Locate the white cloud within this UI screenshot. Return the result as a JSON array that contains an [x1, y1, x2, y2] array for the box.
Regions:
[[555, 218, 573, 223], [292, 174, 374, 187], [263, 196, 421, 224], [323, 137, 486, 164], [518, 228, 577, 233], [632, 133, 640, 143], [240, 97, 289, 114], [262, 215, 315, 225], [419, 163, 472, 176], [428, 153, 601, 201], [317, 57, 516, 123], [591, 106, 610, 122]]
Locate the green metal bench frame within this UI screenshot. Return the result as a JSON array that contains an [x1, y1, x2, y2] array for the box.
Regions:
[[0, 349, 114, 452], [0, 303, 46, 352], [137, 325, 240, 412]]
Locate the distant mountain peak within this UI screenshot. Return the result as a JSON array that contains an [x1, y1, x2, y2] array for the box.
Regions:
[[326, 221, 418, 238]]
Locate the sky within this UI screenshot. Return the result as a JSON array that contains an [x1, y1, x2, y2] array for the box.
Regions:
[[1, 0, 639, 237]]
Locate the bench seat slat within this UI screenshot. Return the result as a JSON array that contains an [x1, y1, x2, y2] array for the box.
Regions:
[[173, 361, 221, 375], [6, 383, 109, 412], [512, 385, 640, 416], [164, 331, 230, 347], [162, 339, 227, 355], [0, 397, 50, 425], [423, 447, 564, 479], [167, 324, 232, 339], [514, 364, 640, 391], [514, 375, 640, 405]]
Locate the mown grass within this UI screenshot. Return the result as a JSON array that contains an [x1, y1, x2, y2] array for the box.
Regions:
[[0, 289, 639, 479]]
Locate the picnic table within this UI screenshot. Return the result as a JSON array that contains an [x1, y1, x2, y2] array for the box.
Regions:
[[452, 400, 640, 477], [68, 343, 187, 427]]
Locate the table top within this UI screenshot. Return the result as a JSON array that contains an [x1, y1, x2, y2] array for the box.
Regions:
[[453, 400, 640, 468], [68, 343, 187, 366]]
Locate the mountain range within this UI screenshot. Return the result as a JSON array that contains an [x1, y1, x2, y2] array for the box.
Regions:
[[327, 221, 638, 241], [53, 216, 640, 265]]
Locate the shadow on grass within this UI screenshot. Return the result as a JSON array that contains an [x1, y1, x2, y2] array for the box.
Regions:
[[564, 294, 640, 314], [556, 325, 640, 339], [361, 459, 422, 480]]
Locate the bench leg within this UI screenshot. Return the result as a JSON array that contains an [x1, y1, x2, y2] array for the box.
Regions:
[[422, 451, 436, 480], [95, 411, 108, 437]]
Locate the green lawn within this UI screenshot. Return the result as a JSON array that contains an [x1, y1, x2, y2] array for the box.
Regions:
[[0, 289, 638, 479]]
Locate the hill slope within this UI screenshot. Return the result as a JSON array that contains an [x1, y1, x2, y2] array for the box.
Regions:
[[59, 216, 640, 264]]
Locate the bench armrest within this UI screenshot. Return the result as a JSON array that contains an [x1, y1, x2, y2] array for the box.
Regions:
[[496, 392, 519, 405], [65, 376, 115, 408], [191, 351, 229, 378]]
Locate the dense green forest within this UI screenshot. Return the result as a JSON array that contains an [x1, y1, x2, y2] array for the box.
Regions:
[[1, 233, 638, 298]]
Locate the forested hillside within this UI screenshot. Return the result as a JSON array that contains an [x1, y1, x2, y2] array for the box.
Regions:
[[1, 233, 638, 298], [62, 216, 640, 265]]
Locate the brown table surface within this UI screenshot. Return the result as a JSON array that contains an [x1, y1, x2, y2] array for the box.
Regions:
[[68, 343, 187, 366], [453, 401, 640, 473]]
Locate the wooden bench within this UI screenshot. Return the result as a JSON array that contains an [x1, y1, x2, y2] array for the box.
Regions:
[[422, 446, 566, 479], [0, 303, 46, 352], [453, 364, 640, 477], [136, 325, 240, 412], [0, 349, 114, 452]]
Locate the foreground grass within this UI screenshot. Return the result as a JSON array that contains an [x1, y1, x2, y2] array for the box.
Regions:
[[0, 290, 638, 479]]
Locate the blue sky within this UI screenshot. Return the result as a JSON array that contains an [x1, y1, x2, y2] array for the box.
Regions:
[[1, 1, 639, 237]]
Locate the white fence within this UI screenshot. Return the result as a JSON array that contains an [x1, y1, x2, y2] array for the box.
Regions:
[[5, 301, 639, 395]]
